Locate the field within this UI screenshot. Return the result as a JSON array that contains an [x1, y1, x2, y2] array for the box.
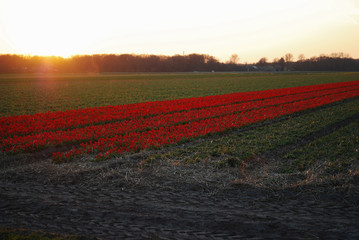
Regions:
[[1, 72, 359, 239], [1, 72, 359, 116]]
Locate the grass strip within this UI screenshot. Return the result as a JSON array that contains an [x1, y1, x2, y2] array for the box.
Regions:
[[284, 120, 359, 174], [148, 98, 359, 169]]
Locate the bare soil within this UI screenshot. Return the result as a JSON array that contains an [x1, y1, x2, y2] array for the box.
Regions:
[[1, 143, 359, 240]]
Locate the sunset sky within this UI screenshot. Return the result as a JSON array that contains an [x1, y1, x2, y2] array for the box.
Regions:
[[0, 0, 358, 63]]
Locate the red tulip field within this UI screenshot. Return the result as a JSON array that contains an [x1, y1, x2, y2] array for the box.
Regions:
[[1, 79, 358, 163]]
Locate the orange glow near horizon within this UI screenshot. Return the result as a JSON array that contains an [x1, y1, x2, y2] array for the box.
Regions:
[[0, 0, 359, 63]]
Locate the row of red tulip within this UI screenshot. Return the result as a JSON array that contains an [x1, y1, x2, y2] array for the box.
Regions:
[[52, 88, 359, 162], [1, 80, 358, 137], [2, 85, 358, 153]]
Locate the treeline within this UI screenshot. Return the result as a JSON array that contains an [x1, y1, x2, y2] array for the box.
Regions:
[[0, 54, 234, 73], [255, 53, 359, 72], [292, 56, 359, 71], [0, 53, 359, 73]]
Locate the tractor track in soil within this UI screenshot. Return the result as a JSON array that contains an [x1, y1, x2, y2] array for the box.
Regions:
[[1, 173, 359, 240]]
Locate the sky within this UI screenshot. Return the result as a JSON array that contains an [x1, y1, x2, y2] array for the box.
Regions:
[[0, 0, 358, 63]]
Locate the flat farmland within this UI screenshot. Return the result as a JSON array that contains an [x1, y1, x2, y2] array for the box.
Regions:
[[1, 72, 359, 116], [1, 72, 359, 239]]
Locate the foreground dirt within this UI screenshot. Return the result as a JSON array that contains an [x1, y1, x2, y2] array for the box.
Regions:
[[1, 150, 359, 240]]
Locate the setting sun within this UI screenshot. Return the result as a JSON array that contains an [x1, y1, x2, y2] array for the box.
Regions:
[[0, 0, 358, 62], [0, 0, 99, 57]]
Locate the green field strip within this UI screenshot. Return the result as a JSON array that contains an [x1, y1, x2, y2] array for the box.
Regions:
[[146, 98, 359, 167], [1, 72, 359, 116], [284, 120, 359, 173]]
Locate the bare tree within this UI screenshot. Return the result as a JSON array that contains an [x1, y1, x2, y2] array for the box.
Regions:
[[285, 53, 294, 62], [330, 52, 351, 58], [297, 54, 305, 61], [273, 57, 285, 71], [229, 54, 239, 64], [257, 57, 267, 66], [273, 58, 279, 63], [278, 57, 285, 71]]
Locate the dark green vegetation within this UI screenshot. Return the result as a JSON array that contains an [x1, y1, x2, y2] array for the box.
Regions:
[[1, 72, 359, 116], [142, 97, 359, 187], [286, 120, 359, 173]]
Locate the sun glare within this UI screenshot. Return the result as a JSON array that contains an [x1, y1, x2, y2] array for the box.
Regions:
[[0, 0, 358, 61], [1, 0, 99, 58]]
